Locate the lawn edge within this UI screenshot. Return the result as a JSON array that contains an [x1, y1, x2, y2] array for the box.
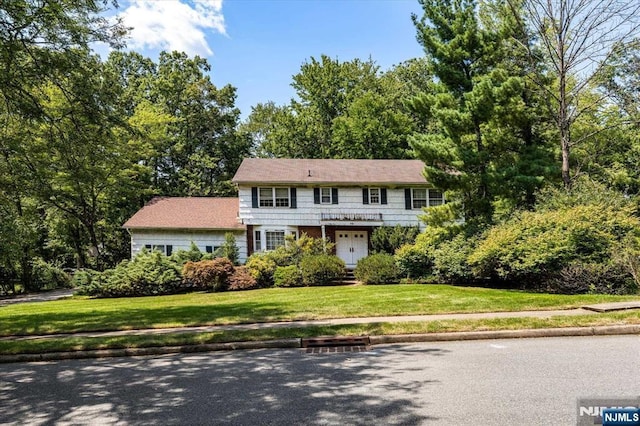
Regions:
[[1, 324, 638, 364]]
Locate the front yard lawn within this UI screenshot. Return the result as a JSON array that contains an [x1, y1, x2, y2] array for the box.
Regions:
[[2, 284, 639, 337]]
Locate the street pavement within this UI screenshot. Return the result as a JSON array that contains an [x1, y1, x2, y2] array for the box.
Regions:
[[1, 335, 638, 425]]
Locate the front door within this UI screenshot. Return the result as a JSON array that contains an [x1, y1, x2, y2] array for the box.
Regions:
[[336, 230, 368, 269]]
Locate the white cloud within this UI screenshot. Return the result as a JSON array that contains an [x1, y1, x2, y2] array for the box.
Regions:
[[118, 0, 226, 57]]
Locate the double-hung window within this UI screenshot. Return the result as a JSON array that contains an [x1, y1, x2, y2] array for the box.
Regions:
[[428, 189, 444, 206], [320, 188, 332, 204], [259, 187, 290, 207], [369, 188, 381, 204], [412, 189, 428, 209], [411, 188, 444, 209]]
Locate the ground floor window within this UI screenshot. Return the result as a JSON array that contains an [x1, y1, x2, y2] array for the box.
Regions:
[[253, 227, 297, 252], [265, 231, 285, 251]]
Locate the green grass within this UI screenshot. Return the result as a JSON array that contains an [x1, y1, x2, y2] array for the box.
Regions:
[[1, 284, 639, 337], [1, 310, 639, 356]]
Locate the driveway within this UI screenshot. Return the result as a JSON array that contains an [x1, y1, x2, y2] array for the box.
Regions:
[[0, 289, 74, 307]]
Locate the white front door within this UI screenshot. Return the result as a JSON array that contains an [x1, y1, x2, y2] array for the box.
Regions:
[[336, 230, 368, 268]]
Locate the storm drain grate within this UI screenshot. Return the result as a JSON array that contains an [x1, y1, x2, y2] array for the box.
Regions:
[[301, 336, 371, 354], [305, 345, 370, 354]]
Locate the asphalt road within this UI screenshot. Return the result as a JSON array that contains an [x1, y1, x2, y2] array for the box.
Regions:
[[1, 335, 639, 425]]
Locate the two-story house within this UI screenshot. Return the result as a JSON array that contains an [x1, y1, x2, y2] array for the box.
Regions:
[[123, 158, 442, 268], [232, 158, 442, 268]]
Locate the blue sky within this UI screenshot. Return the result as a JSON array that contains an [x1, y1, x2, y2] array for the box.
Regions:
[[107, 0, 426, 118]]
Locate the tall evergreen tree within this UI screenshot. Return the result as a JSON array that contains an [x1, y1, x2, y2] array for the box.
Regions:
[[409, 0, 554, 226]]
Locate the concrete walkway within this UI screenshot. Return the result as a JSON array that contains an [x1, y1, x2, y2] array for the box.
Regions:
[[0, 306, 620, 342]]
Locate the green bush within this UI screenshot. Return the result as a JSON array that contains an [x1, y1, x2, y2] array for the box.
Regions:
[[299, 255, 345, 286], [182, 258, 235, 292], [245, 253, 278, 287], [354, 253, 399, 284], [31, 259, 71, 290], [273, 265, 302, 287], [228, 266, 258, 291], [468, 204, 640, 288], [170, 242, 207, 266], [216, 233, 239, 265], [266, 233, 335, 267], [371, 225, 420, 254], [432, 233, 477, 284], [74, 251, 182, 297], [395, 242, 434, 280]]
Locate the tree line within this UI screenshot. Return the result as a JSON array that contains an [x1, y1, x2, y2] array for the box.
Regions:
[[1, 0, 640, 292]]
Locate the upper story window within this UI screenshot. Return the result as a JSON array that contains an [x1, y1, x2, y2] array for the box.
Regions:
[[321, 188, 332, 204], [362, 188, 387, 205], [314, 187, 338, 205], [369, 188, 381, 204], [259, 187, 290, 207], [411, 188, 444, 209]]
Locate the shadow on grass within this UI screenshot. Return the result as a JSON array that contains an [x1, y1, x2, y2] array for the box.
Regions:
[[0, 301, 300, 337], [0, 345, 449, 424]]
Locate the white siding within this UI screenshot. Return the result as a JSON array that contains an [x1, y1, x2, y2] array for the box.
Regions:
[[238, 186, 428, 228], [130, 229, 247, 264]]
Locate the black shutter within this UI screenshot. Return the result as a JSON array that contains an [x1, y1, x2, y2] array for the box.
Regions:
[[290, 188, 297, 208], [381, 188, 387, 205], [166, 245, 173, 256], [314, 188, 320, 204], [405, 188, 412, 210], [362, 188, 369, 204], [251, 187, 259, 208], [332, 188, 339, 204]]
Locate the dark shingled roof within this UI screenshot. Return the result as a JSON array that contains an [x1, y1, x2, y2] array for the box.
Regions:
[[123, 197, 244, 230], [232, 158, 428, 185]]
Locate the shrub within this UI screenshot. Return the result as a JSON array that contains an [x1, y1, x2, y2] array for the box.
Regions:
[[395, 242, 434, 280], [170, 242, 206, 265], [267, 233, 335, 267], [432, 233, 477, 284], [354, 253, 399, 284], [217, 233, 239, 265], [468, 204, 640, 286], [74, 251, 182, 297], [273, 265, 303, 287], [228, 266, 259, 291], [299, 255, 345, 286], [245, 253, 278, 287], [31, 259, 71, 290], [543, 261, 637, 295], [182, 258, 235, 292], [371, 225, 420, 254]]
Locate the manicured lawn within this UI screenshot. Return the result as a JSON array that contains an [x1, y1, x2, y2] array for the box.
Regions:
[[1, 284, 639, 337]]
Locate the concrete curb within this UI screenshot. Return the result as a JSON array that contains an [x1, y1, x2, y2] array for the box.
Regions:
[[0, 338, 301, 364], [1, 325, 638, 364], [368, 324, 640, 344]]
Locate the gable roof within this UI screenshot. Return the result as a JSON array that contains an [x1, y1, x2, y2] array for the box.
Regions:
[[232, 158, 427, 185], [123, 197, 244, 231]]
